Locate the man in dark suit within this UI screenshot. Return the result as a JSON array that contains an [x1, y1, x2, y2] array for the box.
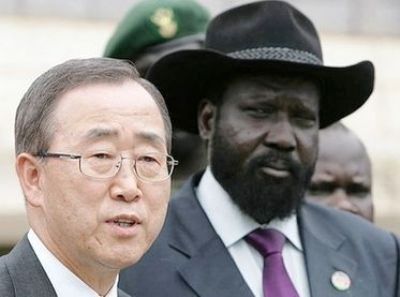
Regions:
[[119, 1, 400, 297], [0, 58, 176, 296]]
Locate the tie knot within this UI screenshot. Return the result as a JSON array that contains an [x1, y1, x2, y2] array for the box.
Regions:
[[246, 228, 285, 257]]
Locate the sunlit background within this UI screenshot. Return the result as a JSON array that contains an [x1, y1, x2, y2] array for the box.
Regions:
[[1, 0, 400, 251]]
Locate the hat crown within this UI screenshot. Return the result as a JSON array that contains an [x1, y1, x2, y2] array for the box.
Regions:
[[206, 1, 323, 62]]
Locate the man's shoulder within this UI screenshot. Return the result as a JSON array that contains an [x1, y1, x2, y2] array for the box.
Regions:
[[0, 235, 58, 296], [0, 237, 32, 297], [164, 173, 203, 223], [0, 253, 16, 296], [301, 202, 399, 296], [0, 253, 9, 269], [302, 202, 396, 246]]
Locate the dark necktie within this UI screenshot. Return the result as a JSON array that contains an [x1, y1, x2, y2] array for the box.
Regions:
[[246, 228, 300, 297]]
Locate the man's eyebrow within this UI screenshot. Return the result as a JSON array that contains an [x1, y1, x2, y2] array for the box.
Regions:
[[82, 128, 119, 141], [80, 129, 166, 148], [135, 132, 166, 148], [290, 100, 317, 112]]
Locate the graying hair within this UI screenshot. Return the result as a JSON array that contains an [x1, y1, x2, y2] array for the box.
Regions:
[[15, 57, 172, 155]]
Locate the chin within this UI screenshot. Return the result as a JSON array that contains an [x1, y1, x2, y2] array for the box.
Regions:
[[101, 247, 146, 270]]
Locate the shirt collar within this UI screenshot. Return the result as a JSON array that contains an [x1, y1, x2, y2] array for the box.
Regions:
[[28, 229, 118, 297], [196, 167, 303, 251]]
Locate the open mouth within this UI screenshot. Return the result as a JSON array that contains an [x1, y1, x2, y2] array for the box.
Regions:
[[106, 215, 140, 228], [111, 219, 136, 228]]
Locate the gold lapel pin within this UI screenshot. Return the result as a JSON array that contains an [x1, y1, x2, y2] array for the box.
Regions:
[[331, 271, 351, 291]]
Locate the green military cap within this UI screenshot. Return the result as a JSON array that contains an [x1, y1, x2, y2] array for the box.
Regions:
[[104, 0, 210, 60]]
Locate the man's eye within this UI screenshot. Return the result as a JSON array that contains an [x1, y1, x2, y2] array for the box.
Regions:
[[308, 183, 335, 196], [244, 106, 274, 117], [138, 155, 160, 164], [92, 153, 113, 159], [292, 115, 316, 128], [347, 184, 370, 197]]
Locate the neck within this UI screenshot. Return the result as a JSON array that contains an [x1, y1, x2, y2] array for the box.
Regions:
[[32, 225, 119, 295], [74, 268, 118, 296], [52, 244, 119, 295]]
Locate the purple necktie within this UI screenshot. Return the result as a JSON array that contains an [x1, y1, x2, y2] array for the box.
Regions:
[[246, 229, 300, 297]]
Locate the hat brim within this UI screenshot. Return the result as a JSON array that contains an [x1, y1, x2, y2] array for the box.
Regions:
[[147, 49, 374, 133]]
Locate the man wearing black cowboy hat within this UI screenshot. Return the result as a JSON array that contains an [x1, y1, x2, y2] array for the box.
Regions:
[[119, 1, 400, 297]]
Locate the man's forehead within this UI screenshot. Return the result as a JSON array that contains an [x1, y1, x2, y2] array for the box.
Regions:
[[47, 122, 167, 156], [319, 133, 370, 172], [222, 73, 320, 106], [320, 129, 365, 156]]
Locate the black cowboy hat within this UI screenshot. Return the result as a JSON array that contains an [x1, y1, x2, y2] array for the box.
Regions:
[[147, 0, 374, 133]]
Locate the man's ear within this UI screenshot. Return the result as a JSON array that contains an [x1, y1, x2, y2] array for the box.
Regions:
[[15, 153, 45, 207], [198, 99, 216, 141]]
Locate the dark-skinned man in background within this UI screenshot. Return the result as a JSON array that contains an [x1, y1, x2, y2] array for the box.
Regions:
[[307, 122, 374, 222]]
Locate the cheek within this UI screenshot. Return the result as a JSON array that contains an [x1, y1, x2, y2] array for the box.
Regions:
[[215, 119, 264, 156], [142, 183, 170, 235], [296, 129, 318, 165], [225, 115, 266, 141], [43, 173, 105, 236], [353, 195, 373, 207]]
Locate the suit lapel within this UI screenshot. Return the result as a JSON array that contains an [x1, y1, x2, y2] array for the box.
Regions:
[[178, 237, 254, 297], [8, 236, 131, 297], [5, 235, 57, 297], [300, 203, 375, 297], [118, 288, 132, 297], [167, 174, 254, 297]]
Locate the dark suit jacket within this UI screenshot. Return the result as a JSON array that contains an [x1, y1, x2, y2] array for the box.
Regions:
[[120, 173, 400, 297], [0, 235, 131, 297]]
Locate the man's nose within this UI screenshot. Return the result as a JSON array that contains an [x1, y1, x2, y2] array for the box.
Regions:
[[329, 189, 359, 215], [263, 115, 296, 151], [110, 159, 142, 202]]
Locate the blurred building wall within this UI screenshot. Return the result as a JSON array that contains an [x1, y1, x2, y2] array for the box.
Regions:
[[1, 0, 400, 247], [1, 0, 400, 35]]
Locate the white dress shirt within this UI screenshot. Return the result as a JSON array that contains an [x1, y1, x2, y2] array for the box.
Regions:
[[28, 230, 118, 297], [196, 167, 311, 297]]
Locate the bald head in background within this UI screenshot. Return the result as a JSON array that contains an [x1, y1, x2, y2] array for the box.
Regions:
[[307, 122, 373, 221]]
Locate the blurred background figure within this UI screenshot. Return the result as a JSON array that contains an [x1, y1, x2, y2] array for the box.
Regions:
[[307, 122, 374, 222], [104, 0, 210, 190]]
